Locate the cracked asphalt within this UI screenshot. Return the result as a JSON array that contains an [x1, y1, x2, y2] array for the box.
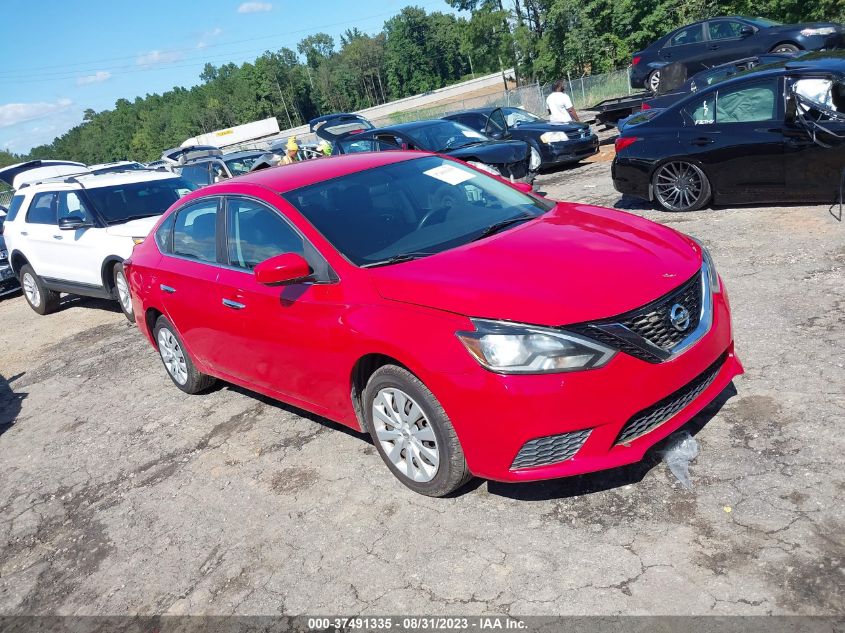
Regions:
[[0, 145, 843, 617]]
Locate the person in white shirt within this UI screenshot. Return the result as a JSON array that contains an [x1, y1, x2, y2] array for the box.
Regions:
[[546, 80, 580, 123]]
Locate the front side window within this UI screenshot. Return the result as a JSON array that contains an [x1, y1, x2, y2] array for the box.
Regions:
[[226, 198, 303, 270], [283, 156, 553, 267], [85, 177, 196, 224], [58, 192, 94, 222], [668, 25, 704, 46], [172, 199, 219, 263], [685, 78, 778, 125], [708, 20, 745, 41], [26, 192, 57, 225]]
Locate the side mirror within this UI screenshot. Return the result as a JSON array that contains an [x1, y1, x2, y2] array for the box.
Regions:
[[740, 25, 754, 37], [254, 253, 312, 285], [58, 215, 92, 230]]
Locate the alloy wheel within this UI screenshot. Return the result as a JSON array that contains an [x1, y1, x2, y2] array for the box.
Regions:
[[648, 70, 661, 93], [157, 328, 188, 385], [22, 272, 40, 308], [115, 270, 132, 315], [654, 161, 706, 212], [372, 387, 440, 482]]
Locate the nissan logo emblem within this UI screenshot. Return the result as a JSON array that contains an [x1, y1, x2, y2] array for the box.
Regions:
[[669, 304, 691, 332]]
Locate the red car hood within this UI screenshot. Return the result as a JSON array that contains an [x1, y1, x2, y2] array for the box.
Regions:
[[368, 203, 702, 326]]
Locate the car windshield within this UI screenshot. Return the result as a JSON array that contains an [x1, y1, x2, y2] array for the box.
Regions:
[[283, 156, 553, 267], [401, 120, 489, 152], [85, 177, 197, 224], [747, 17, 781, 28], [224, 153, 263, 176], [502, 108, 543, 126]]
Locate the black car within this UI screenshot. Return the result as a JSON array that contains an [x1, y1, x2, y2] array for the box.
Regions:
[[0, 213, 21, 298], [613, 54, 845, 212], [442, 107, 598, 169], [643, 53, 797, 110], [630, 16, 844, 93], [311, 113, 537, 183]]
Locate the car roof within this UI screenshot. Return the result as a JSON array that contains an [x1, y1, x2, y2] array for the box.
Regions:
[[197, 151, 430, 194], [18, 168, 184, 192]]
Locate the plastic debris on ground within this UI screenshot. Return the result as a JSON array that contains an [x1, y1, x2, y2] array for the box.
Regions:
[[660, 430, 700, 490]]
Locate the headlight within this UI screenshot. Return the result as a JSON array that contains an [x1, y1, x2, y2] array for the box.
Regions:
[[691, 238, 720, 292], [800, 27, 836, 36], [529, 146, 542, 171], [456, 319, 616, 374], [540, 131, 569, 143], [467, 161, 500, 176]]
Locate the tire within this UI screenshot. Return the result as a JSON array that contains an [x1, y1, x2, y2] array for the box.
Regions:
[[647, 69, 661, 93], [113, 262, 134, 323], [771, 43, 799, 53], [652, 160, 712, 212], [153, 316, 216, 394], [364, 365, 472, 497], [19, 264, 60, 315]]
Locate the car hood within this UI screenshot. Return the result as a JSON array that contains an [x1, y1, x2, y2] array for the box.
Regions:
[[105, 215, 161, 238], [368, 203, 702, 326], [512, 121, 589, 135], [447, 140, 529, 163]]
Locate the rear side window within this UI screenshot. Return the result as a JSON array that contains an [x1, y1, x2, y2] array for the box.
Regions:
[[668, 25, 704, 46], [172, 199, 219, 263], [226, 198, 303, 270], [26, 192, 58, 225], [5, 195, 25, 222]]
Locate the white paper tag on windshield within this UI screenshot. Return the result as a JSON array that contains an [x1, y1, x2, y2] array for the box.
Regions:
[[423, 164, 475, 186], [461, 130, 485, 139]]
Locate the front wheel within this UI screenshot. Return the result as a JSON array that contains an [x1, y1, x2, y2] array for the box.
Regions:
[[647, 69, 661, 93], [364, 365, 471, 497], [113, 263, 134, 323], [652, 161, 712, 212], [19, 264, 60, 315], [771, 43, 799, 53]]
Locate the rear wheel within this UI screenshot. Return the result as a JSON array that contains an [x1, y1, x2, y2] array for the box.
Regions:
[[153, 316, 216, 394], [113, 263, 134, 323], [647, 69, 661, 93], [652, 161, 711, 212], [771, 43, 799, 53], [20, 264, 60, 315], [364, 365, 471, 497]]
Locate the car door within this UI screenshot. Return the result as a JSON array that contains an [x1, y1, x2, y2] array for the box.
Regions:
[[53, 190, 105, 286], [703, 19, 756, 67], [155, 197, 234, 373], [783, 75, 845, 200], [660, 24, 709, 74], [21, 191, 63, 279], [678, 76, 785, 201], [214, 195, 347, 411]]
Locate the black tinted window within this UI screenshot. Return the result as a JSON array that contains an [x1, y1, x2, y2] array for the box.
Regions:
[[173, 199, 219, 263], [58, 192, 94, 222], [26, 192, 57, 225], [226, 198, 303, 269], [5, 195, 25, 222], [669, 25, 704, 46]]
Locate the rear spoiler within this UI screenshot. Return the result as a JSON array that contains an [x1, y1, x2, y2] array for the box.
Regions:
[[161, 145, 223, 165], [0, 160, 88, 188]]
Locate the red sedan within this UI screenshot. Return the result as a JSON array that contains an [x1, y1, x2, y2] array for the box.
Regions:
[[125, 151, 742, 496]]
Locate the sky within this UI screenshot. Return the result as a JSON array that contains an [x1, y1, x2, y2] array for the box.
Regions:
[[0, 0, 458, 154]]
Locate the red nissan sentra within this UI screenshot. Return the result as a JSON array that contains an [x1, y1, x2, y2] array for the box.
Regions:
[[125, 151, 742, 496]]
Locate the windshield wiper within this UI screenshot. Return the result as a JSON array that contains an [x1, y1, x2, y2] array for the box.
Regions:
[[361, 252, 434, 268], [471, 214, 534, 242]]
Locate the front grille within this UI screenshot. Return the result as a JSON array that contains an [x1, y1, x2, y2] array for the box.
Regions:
[[566, 271, 703, 363], [615, 351, 727, 445], [621, 273, 702, 350], [511, 428, 591, 470]]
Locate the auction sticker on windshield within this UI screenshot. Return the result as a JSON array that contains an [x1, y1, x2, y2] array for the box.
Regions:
[[424, 164, 476, 186]]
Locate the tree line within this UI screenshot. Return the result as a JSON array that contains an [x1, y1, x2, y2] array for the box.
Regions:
[[3, 0, 842, 168]]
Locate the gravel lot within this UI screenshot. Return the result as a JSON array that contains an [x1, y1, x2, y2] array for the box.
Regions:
[[1, 143, 843, 618]]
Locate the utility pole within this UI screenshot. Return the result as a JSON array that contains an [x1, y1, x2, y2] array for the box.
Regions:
[[275, 78, 294, 129]]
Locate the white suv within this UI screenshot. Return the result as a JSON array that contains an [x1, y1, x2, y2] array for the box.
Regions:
[[1, 162, 195, 320]]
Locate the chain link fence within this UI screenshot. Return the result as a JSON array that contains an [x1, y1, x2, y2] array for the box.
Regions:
[[0, 189, 13, 208], [374, 68, 632, 126]]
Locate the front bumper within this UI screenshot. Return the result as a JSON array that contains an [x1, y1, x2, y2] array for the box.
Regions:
[[428, 282, 741, 482], [540, 135, 600, 167]]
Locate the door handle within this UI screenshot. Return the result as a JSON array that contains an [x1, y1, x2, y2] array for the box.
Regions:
[[222, 298, 246, 310], [52, 235, 63, 240], [160, 284, 176, 294], [691, 137, 715, 146], [20, 231, 28, 236]]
